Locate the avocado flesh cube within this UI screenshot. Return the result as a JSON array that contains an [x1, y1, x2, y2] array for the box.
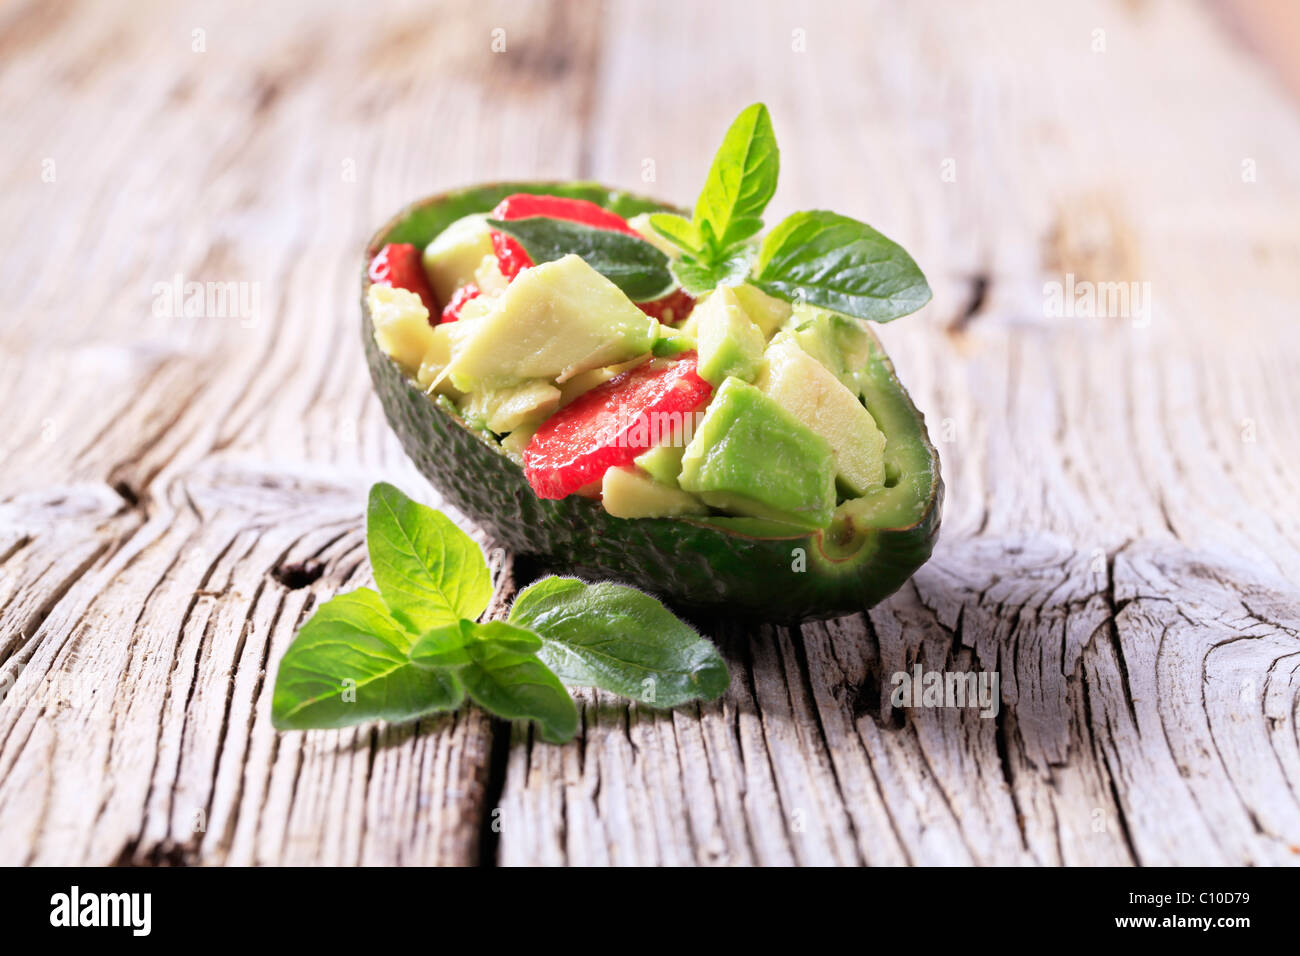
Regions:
[[557, 366, 616, 408], [678, 377, 835, 530], [732, 283, 792, 338], [696, 287, 767, 387], [463, 379, 561, 433], [444, 254, 658, 391], [601, 466, 708, 519], [369, 284, 434, 371], [422, 213, 495, 304], [473, 252, 509, 294], [416, 321, 474, 398], [499, 422, 539, 465], [652, 323, 695, 358], [785, 303, 874, 392], [757, 333, 886, 496], [634, 443, 686, 487]]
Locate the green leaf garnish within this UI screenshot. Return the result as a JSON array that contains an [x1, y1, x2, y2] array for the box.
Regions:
[[509, 577, 729, 708], [751, 210, 932, 322], [670, 247, 754, 296], [647, 213, 702, 257], [487, 217, 675, 302], [644, 105, 930, 318], [271, 589, 463, 729], [412, 620, 578, 743], [366, 482, 492, 633], [271, 485, 730, 742], [691, 103, 779, 257]]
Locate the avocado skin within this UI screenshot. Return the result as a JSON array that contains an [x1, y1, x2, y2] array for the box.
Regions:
[[363, 182, 943, 622]]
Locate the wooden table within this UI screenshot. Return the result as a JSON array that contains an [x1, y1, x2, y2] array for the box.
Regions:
[[2, 0, 1298, 866]]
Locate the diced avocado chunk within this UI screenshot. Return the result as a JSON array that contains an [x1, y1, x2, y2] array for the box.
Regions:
[[444, 255, 658, 391], [601, 466, 708, 519], [416, 321, 473, 397], [456, 292, 497, 323], [422, 214, 494, 304], [634, 443, 686, 487], [473, 253, 509, 294], [696, 287, 767, 387], [556, 366, 616, 408], [679, 377, 835, 529], [786, 303, 874, 393], [462, 379, 561, 433], [757, 334, 886, 496], [676, 307, 700, 341], [499, 423, 539, 465], [733, 284, 793, 338], [369, 284, 434, 371], [652, 323, 696, 358]]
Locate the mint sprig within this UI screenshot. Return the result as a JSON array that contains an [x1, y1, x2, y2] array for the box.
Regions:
[[271, 483, 729, 741], [649, 102, 778, 296], [688, 101, 780, 255], [649, 103, 931, 324]]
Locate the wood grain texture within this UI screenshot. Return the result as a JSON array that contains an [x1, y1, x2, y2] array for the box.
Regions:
[[1, 0, 1298, 866]]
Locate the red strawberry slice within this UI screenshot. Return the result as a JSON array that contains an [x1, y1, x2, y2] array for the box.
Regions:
[[490, 193, 640, 280], [439, 282, 481, 323], [369, 243, 437, 315], [523, 355, 712, 500]]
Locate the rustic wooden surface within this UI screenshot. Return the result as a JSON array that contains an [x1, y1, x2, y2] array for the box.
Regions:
[[2, 0, 1299, 866]]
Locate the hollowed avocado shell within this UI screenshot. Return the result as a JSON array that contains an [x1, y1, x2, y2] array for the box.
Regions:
[[363, 182, 942, 622]]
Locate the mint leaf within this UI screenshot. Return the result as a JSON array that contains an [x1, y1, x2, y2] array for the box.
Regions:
[[487, 217, 675, 302], [647, 213, 702, 256], [508, 577, 730, 708], [411, 619, 577, 743], [670, 247, 754, 296], [272, 589, 463, 730], [692, 103, 779, 257], [406, 621, 474, 668], [751, 210, 931, 322], [409, 618, 544, 668], [366, 482, 492, 634], [670, 257, 724, 296]]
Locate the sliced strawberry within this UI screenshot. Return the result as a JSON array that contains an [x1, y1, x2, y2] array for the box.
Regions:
[[439, 283, 481, 323], [490, 229, 532, 281], [638, 287, 696, 324], [523, 355, 712, 500], [369, 243, 436, 314], [490, 193, 639, 280]]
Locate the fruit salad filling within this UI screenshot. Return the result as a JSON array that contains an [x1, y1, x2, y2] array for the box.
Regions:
[[367, 105, 930, 530], [368, 201, 894, 530]]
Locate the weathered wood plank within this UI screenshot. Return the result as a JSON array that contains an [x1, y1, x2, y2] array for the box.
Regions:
[[0, 0, 599, 865], [491, 0, 1300, 865], [0, 0, 1298, 866]]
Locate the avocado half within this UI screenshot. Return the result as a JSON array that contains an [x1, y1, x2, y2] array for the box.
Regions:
[[363, 182, 942, 622]]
